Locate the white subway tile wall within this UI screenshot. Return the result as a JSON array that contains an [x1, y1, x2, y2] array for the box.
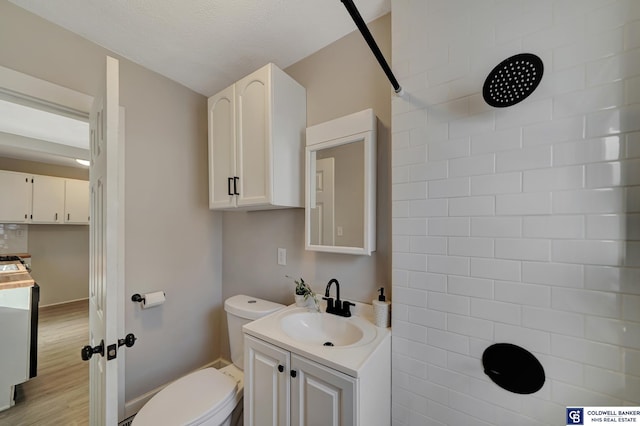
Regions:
[[391, 0, 640, 424]]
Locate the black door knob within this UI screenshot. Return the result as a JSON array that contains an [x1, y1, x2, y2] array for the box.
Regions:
[[290, 370, 297, 378], [278, 364, 284, 373], [118, 333, 137, 348], [81, 340, 104, 361]]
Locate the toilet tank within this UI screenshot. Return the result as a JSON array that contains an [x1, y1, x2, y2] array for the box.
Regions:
[[224, 295, 285, 370]]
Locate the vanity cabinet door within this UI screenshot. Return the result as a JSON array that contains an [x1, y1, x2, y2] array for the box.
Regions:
[[244, 335, 290, 426], [31, 175, 65, 223], [290, 353, 357, 426], [0, 171, 31, 223]]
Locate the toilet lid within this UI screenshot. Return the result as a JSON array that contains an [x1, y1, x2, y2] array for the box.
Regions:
[[135, 368, 237, 426]]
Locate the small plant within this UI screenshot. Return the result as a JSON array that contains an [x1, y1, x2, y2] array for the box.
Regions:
[[288, 276, 320, 311], [294, 277, 312, 297]]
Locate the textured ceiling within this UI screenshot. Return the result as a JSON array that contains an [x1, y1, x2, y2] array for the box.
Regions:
[[9, 0, 391, 96]]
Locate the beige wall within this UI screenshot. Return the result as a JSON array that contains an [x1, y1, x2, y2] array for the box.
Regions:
[[0, 156, 90, 306], [28, 224, 89, 305], [220, 14, 392, 360], [0, 0, 222, 404]]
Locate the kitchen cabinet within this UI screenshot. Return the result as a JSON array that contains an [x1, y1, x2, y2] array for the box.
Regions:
[[245, 335, 357, 426], [0, 171, 31, 223], [64, 179, 89, 224], [0, 171, 89, 225], [31, 175, 65, 223], [208, 63, 306, 210]]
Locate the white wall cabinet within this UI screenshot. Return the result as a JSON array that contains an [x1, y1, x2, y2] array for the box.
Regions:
[[245, 335, 358, 426], [31, 175, 65, 223], [64, 179, 89, 224], [208, 63, 306, 211], [0, 171, 31, 223], [0, 171, 89, 225]]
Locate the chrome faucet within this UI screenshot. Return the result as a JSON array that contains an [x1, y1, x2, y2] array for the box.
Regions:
[[323, 278, 355, 317]]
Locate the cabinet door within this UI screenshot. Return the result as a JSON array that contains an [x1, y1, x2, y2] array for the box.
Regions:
[[291, 354, 357, 426], [208, 85, 237, 209], [64, 179, 89, 224], [0, 171, 31, 223], [31, 175, 65, 223], [235, 65, 271, 207], [244, 335, 290, 426]]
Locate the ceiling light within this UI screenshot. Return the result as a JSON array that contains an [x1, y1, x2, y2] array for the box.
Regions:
[[75, 159, 90, 167]]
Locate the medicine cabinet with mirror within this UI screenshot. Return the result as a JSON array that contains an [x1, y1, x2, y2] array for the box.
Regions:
[[305, 109, 376, 256]]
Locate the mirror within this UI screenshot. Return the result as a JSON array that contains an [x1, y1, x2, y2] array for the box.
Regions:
[[305, 109, 376, 255]]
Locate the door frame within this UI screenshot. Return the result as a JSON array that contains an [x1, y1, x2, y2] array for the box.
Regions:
[[0, 64, 126, 421]]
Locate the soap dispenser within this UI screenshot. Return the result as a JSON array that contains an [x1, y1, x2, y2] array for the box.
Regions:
[[373, 287, 390, 328]]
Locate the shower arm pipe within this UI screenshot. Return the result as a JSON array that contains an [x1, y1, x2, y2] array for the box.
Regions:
[[340, 0, 404, 96]]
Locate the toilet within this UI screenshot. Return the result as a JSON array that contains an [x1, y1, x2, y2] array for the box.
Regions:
[[132, 295, 285, 426]]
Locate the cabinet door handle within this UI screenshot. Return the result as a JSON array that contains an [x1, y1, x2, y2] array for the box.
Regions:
[[228, 177, 233, 196], [233, 177, 239, 195], [67, 213, 70, 221], [290, 370, 297, 378], [55, 213, 58, 221], [278, 365, 284, 373]]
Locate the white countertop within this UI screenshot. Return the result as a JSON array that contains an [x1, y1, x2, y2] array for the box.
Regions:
[[243, 301, 391, 378]]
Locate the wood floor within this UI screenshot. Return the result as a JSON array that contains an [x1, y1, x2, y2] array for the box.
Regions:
[[0, 299, 89, 426]]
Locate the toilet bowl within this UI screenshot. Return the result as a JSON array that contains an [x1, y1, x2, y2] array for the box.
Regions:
[[132, 295, 284, 426]]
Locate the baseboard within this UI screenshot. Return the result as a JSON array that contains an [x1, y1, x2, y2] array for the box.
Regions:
[[40, 297, 89, 309], [123, 357, 229, 420]]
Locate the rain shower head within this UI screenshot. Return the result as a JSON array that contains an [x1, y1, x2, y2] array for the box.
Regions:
[[482, 53, 544, 107]]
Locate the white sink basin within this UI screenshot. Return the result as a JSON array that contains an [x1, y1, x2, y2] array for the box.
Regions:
[[278, 310, 375, 347], [244, 302, 390, 377]]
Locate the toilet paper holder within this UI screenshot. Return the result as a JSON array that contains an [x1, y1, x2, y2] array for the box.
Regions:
[[131, 292, 166, 306], [131, 293, 145, 303]]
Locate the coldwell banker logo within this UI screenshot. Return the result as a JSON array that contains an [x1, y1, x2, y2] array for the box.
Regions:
[[567, 408, 584, 425]]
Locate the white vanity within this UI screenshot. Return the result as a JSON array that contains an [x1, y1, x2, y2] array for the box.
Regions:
[[243, 302, 391, 426]]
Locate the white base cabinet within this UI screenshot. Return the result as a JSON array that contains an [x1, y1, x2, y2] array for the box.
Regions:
[[0, 286, 34, 412], [291, 353, 356, 426], [244, 335, 389, 426]]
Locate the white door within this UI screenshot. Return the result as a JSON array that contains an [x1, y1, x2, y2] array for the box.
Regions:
[[87, 55, 123, 426], [31, 175, 64, 223], [0, 170, 31, 223], [236, 66, 270, 207], [64, 179, 90, 224], [310, 157, 335, 246], [291, 354, 356, 426], [208, 85, 236, 209]]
